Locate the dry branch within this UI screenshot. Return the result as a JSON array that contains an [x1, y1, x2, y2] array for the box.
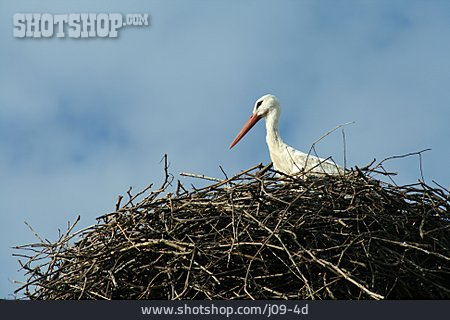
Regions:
[[14, 157, 450, 300]]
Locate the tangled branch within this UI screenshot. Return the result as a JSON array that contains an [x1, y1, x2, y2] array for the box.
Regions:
[[14, 156, 450, 299]]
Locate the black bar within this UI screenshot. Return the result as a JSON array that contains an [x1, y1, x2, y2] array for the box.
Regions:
[[1, 300, 448, 320]]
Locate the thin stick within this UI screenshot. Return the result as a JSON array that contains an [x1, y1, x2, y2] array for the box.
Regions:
[[179, 172, 223, 182]]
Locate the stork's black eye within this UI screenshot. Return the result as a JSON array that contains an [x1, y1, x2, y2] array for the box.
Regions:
[[256, 100, 263, 108]]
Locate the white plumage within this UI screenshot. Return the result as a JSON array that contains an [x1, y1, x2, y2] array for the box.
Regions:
[[229, 94, 342, 175]]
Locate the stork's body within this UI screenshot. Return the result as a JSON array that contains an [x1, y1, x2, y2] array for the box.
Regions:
[[230, 94, 342, 175]]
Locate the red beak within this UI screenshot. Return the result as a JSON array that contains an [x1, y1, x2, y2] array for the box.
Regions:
[[229, 113, 261, 149]]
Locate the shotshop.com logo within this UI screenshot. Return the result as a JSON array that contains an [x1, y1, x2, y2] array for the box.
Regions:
[[13, 13, 149, 38]]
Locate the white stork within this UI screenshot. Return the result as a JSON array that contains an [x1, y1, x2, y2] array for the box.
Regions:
[[229, 94, 342, 176]]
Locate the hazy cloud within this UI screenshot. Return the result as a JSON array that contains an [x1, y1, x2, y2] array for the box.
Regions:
[[1, 0, 449, 298]]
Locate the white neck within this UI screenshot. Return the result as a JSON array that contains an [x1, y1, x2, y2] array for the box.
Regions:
[[265, 108, 284, 150]]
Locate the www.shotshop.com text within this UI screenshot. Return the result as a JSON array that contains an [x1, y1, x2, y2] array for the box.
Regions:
[[141, 303, 309, 318]]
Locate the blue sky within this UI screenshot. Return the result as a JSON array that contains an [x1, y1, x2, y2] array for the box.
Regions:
[[1, 0, 449, 298]]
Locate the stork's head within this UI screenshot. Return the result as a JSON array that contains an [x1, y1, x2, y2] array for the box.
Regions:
[[229, 94, 280, 149], [252, 94, 280, 118]]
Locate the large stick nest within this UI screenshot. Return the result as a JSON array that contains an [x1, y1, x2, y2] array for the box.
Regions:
[[15, 157, 450, 299]]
